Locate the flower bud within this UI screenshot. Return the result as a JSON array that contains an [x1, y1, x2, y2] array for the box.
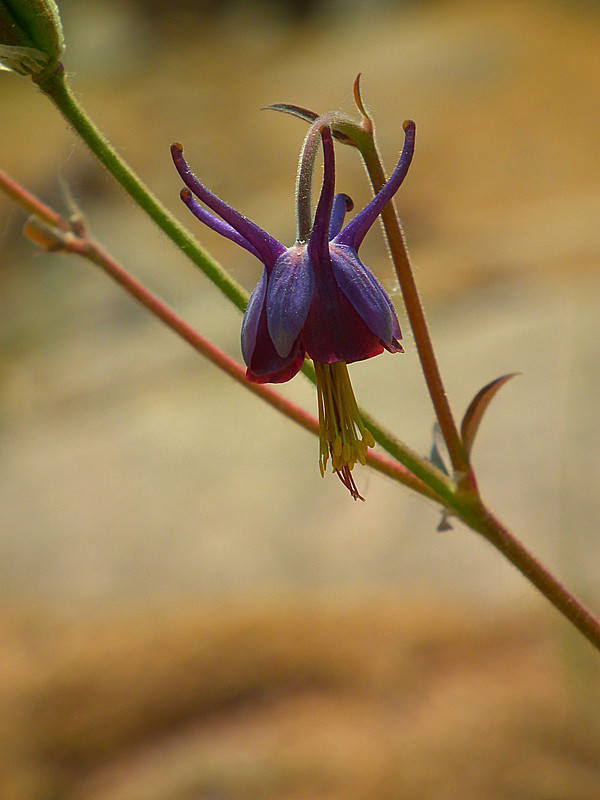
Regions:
[[0, 0, 64, 77]]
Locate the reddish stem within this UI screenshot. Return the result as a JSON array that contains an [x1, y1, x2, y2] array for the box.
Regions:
[[0, 168, 69, 229]]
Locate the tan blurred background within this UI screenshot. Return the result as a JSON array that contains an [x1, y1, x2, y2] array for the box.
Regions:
[[1, 0, 600, 797]]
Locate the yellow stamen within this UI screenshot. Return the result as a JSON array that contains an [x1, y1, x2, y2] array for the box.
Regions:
[[314, 361, 375, 500]]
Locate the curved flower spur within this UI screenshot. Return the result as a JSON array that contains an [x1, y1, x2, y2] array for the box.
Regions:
[[171, 117, 415, 499]]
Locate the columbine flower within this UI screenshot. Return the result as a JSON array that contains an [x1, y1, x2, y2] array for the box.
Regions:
[[171, 119, 415, 499]]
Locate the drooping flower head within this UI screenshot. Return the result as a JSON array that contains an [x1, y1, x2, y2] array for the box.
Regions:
[[171, 117, 415, 499]]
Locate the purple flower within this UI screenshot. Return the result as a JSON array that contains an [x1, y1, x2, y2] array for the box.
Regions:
[[171, 120, 415, 499]]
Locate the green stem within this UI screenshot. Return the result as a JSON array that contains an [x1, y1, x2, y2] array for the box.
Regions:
[[37, 65, 249, 313], [361, 407, 456, 505]]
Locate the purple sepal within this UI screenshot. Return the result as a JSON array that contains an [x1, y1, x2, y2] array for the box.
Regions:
[[266, 247, 314, 359], [171, 143, 285, 268], [329, 243, 402, 349], [241, 268, 306, 381], [181, 189, 261, 260], [335, 120, 415, 251], [240, 268, 267, 365]]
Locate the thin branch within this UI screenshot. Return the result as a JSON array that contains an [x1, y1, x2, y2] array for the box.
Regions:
[[468, 503, 600, 652]]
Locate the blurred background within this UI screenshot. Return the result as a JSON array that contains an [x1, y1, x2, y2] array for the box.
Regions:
[[1, 0, 600, 797]]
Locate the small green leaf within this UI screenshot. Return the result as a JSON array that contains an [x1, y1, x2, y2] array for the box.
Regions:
[[461, 373, 519, 457]]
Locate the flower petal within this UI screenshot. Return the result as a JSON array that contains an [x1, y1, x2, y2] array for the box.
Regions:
[[240, 268, 268, 366], [241, 268, 306, 381], [301, 286, 386, 364], [180, 189, 261, 260], [329, 243, 402, 349], [171, 143, 284, 268], [335, 120, 415, 252], [328, 193, 354, 240], [266, 246, 314, 359], [245, 351, 305, 384]]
